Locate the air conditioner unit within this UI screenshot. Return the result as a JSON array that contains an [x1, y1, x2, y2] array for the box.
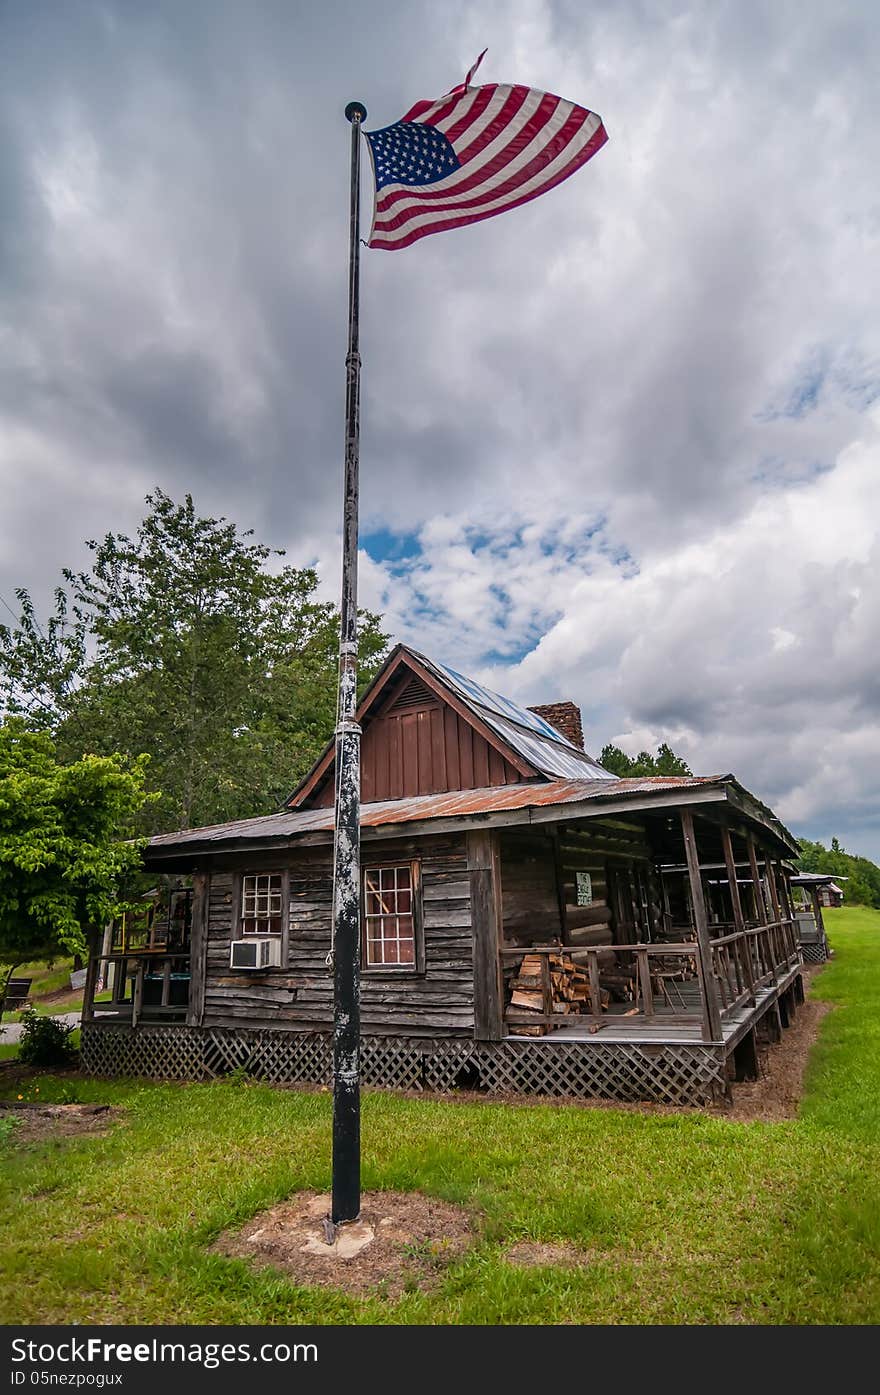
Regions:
[[230, 938, 281, 970]]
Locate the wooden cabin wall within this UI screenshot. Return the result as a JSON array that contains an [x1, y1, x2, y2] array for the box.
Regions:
[[498, 818, 663, 953], [499, 831, 562, 945], [557, 819, 660, 947], [200, 834, 474, 1037]]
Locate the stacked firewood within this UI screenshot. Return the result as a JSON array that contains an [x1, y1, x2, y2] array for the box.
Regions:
[[507, 952, 609, 1036]]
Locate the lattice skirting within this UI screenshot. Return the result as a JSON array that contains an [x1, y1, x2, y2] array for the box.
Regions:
[[81, 1024, 726, 1106], [800, 940, 829, 964]]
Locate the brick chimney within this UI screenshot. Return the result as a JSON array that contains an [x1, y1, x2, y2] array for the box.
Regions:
[[528, 701, 585, 750]]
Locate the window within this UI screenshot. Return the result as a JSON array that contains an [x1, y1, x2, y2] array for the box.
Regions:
[[241, 873, 283, 935], [363, 863, 422, 970]]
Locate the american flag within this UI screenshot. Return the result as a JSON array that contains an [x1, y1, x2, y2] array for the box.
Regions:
[[364, 52, 607, 251]]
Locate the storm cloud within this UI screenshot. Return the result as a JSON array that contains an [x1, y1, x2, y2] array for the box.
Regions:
[[1, 1, 878, 854]]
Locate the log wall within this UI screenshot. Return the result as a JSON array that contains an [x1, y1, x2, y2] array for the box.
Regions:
[[500, 831, 562, 944], [200, 834, 474, 1037], [499, 818, 661, 954]]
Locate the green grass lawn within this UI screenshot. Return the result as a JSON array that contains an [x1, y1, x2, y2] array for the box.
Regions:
[[0, 905, 878, 1325]]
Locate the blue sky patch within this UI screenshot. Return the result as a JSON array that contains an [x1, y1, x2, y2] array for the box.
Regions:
[[362, 527, 422, 566]]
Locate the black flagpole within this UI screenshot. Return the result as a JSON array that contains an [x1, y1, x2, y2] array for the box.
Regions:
[[331, 99, 367, 1227]]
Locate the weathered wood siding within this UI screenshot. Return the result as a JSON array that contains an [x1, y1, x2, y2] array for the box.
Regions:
[[498, 819, 659, 952], [558, 819, 657, 945], [500, 831, 562, 944], [201, 835, 474, 1037], [315, 687, 524, 806]]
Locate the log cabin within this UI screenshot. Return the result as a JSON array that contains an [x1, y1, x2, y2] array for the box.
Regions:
[[80, 644, 805, 1105]]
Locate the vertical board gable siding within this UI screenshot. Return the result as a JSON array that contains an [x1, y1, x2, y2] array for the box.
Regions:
[[201, 836, 475, 1036], [315, 703, 524, 806]]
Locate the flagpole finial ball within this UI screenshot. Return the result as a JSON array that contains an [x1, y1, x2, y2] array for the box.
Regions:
[[345, 101, 367, 124]]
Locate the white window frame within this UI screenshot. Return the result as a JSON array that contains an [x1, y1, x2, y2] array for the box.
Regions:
[[361, 861, 424, 973], [240, 873, 283, 935]]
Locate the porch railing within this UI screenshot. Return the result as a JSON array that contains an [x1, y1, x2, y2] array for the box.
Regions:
[[501, 917, 800, 1042], [710, 918, 800, 1020], [501, 942, 702, 1031], [85, 951, 191, 1025]]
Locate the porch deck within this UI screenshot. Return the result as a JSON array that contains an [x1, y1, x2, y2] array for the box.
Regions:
[[546, 961, 801, 1047]]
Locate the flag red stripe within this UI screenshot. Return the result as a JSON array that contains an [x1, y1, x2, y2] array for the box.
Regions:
[[435, 83, 497, 143], [454, 85, 534, 163], [369, 121, 607, 249], [373, 104, 590, 233], [375, 90, 557, 216]]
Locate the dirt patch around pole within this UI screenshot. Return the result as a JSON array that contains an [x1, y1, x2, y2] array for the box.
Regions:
[[211, 1190, 475, 1298]]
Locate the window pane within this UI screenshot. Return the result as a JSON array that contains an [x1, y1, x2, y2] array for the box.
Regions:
[[363, 865, 417, 968], [242, 873, 282, 932]]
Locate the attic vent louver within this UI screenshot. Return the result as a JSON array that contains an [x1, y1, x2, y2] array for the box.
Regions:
[[389, 676, 436, 711]]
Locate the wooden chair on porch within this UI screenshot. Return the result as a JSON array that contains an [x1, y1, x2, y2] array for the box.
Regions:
[[646, 953, 698, 1012]]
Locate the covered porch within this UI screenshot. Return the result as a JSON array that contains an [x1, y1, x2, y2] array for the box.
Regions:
[[84, 883, 195, 1027], [474, 783, 803, 1068]]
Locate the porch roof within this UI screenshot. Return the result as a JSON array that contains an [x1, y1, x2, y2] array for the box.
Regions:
[[790, 873, 847, 887], [145, 772, 798, 866]]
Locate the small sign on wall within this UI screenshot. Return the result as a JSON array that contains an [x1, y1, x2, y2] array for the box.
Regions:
[[576, 871, 593, 906]]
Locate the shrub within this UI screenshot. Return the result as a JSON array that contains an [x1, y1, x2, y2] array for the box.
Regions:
[[16, 1009, 76, 1067]]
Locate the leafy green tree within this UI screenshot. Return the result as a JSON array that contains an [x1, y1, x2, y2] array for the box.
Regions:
[[599, 742, 693, 778], [0, 719, 150, 972], [0, 491, 388, 833], [797, 837, 880, 909]]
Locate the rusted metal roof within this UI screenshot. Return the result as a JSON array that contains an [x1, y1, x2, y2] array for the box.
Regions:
[[147, 774, 737, 855]]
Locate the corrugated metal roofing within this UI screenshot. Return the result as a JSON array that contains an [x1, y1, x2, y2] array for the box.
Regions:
[[790, 873, 848, 886], [425, 657, 576, 744], [474, 709, 613, 780], [410, 647, 616, 781], [147, 774, 727, 852]]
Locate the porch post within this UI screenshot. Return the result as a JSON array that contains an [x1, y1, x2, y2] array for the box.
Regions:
[[187, 872, 209, 1028], [721, 826, 754, 1004], [679, 807, 722, 1043], [778, 866, 794, 922], [764, 857, 782, 923], [96, 920, 113, 993], [467, 830, 504, 1041], [809, 886, 826, 936], [746, 835, 768, 924]]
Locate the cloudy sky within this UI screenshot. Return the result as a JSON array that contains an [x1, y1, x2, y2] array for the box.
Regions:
[[2, 0, 879, 857]]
